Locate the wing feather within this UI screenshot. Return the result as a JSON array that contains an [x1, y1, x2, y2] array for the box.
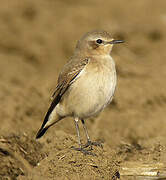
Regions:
[[52, 58, 89, 99], [36, 58, 89, 138]]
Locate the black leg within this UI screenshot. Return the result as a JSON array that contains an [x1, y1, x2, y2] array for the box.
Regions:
[[71, 118, 96, 155], [81, 119, 103, 149]]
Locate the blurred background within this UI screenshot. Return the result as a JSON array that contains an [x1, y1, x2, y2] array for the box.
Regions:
[[0, 0, 166, 179]]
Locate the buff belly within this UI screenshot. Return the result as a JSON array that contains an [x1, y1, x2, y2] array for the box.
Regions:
[[56, 57, 117, 119]]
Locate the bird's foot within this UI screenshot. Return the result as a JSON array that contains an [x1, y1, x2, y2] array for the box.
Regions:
[[83, 140, 103, 149], [71, 146, 96, 156]]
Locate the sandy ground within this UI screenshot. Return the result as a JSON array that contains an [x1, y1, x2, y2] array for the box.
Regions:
[[0, 0, 166, 179]]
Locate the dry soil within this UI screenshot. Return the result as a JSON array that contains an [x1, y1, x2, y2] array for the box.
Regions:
[[0, 0, 166, 180]]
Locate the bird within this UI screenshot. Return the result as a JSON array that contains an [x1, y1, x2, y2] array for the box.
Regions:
[[36, 30, 124, 154]]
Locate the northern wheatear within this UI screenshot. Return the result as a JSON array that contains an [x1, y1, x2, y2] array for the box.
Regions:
[[36, 30, 124, 154]]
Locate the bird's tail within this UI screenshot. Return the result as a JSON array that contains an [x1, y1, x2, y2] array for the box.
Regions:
[[36, 126, 49, 139], [36, 108, 61, 139]]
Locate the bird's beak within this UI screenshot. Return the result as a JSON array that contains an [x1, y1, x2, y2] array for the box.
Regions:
[[108, 40, 124, 44]]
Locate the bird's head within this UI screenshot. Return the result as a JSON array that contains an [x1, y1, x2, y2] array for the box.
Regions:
[[75, 30, 124, 56]]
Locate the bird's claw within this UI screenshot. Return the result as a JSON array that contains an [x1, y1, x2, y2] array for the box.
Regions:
[[83, 140, 103, 149], [71, 146, 96, 156]]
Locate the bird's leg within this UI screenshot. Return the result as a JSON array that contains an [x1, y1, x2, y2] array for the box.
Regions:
[[81, 119, 91, 149], [71, 118, 96, 155], [74, 117, 81, 148], [81, 119, 103, 149]]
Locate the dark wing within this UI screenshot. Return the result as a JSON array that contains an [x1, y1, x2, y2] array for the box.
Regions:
[[36, 58, 89, 138], [52, 58, 89, 99]]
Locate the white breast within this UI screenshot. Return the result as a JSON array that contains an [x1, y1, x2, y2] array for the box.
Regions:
[[56, 55, 117, 119], [94, 56, 116, 111]]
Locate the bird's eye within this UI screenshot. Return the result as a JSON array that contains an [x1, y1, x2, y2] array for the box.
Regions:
[[96, 39, 103, 44]]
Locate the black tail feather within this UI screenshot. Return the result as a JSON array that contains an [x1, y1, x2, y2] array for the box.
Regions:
[[36, 126, 49, 139], [36, 94, 61, 139]]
